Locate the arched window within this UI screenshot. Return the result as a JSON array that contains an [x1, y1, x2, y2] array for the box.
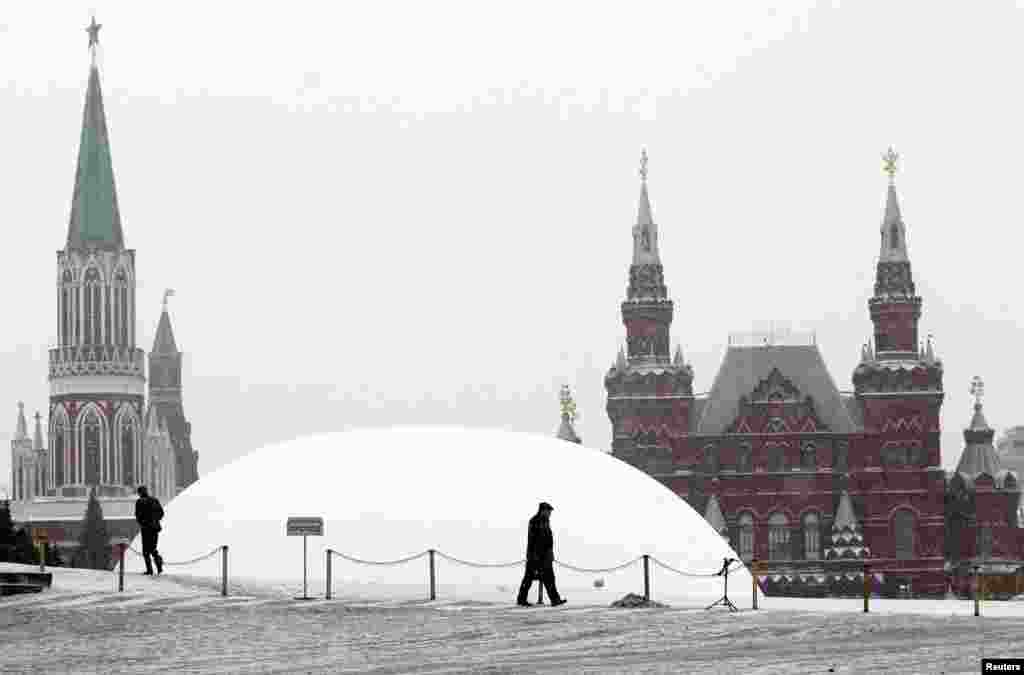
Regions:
[[121, 419, 136, 486], [739, 513, 754, 562], [834, 441, 849, 473], [703, 443, 719, 474], [81, 409, 102, 485], [115, 270, 129, 346], [737, 443, 752, 473], [769, 513, 790, 561], [801, 443, 817, 470], [52, 422, 65, 487], [767, 445, 786, 472], [977, 526, 993, 559], [890, 223, 900, 250], [893, 509, 915, 560], [803, 512, 820, 560]]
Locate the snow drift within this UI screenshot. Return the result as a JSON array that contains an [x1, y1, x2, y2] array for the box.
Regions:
[[137, 427, 756, 606]]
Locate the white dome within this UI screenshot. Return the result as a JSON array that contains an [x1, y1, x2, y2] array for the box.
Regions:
[[139, 427, 756, 607]]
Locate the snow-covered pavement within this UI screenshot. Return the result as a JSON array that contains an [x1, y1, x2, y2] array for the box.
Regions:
[[2, 563, 1023, 674]]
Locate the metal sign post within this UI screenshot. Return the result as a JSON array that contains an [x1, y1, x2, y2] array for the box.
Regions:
[[286, 517, 324, 600], [32, 529, 48, 573]]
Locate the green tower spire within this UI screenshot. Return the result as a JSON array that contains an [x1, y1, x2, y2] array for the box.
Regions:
[[67, 21, 124, 251]]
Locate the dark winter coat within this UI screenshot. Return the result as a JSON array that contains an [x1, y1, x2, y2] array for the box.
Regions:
[[135, 496, 164, 532], [526, 513, 554, 565]]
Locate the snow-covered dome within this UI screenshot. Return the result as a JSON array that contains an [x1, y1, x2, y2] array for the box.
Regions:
[[140, 427, 755, 607]]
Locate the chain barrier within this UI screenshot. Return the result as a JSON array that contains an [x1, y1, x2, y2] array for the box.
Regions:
[[121, 544, 223, 567], [554, 556, 643, 574], [329, 549, 429, 566], [326, 548, 738, 578], [650, 556, 744, 578], [435, 551, 525, 569]]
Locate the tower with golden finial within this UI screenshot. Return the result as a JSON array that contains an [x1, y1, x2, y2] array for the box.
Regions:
[[606, 149, 694, 468]]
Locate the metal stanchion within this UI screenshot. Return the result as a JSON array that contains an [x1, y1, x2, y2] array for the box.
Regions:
[[642, 554, 651, 601], [428, 549, 436, 601], [974, 565, 981, 617], [863, 563, 870, 613], [118, 543, 126, 592], [752, 559, 759, 610], [221, 545, 229, 597], [325, 549, 332, 600]]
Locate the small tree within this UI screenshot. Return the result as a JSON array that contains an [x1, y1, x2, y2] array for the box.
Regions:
[[12, 528, 35, 565], [0, 499, 15, 562], [74, 489, 112, 570]]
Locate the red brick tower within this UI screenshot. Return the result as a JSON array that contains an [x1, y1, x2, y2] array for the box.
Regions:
[[606, 151, 694, 472], [851, 148, 946, 595]]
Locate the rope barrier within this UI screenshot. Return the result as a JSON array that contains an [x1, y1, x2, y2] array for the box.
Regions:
[[329, 549, 429, 566], [123, 544, 222, 567], [326, 548, 738, 578], [650, 556, 745, 578], [554, 556, 643, 574], [435, 551, 525, 568]]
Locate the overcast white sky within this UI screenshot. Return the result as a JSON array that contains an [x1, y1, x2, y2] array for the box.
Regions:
[[2, 1, 1023, 492]]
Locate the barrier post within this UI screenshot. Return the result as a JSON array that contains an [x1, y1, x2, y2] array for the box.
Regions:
[[118, 543, 126, 592], [325, 549, 332, 600], [974, 565, 981, 617], [643, 554, 650, 601], [863, 563, 870, 613], [752, 559, 759, 610], [428, 549, 436, 601], [39, 543, 46, 574], [221, 546, 229, 597]]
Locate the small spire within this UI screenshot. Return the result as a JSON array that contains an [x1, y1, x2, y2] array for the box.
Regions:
[[866, 339, 874, 361], [969, 376, 990, 431], [879, 147, 909, 264], [152, 294, 179, 354], [673, 344, 685, 367], [703, 494, 727, 536], [632, 148, 659, 265], [833, 491, 860, 532], [14, 402, 28, 440], [33, 412, 44, 451], [925, 334, 935, 362], [616, 345, 627, 370]]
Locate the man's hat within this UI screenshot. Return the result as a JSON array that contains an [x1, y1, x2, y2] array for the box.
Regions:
[[538, 501, 554, 511]]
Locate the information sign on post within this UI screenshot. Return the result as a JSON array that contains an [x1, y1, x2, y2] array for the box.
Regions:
[[287, 517, 324, 600]]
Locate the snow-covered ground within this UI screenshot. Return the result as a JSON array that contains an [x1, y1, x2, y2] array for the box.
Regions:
[[3, 563, 1024, 674]]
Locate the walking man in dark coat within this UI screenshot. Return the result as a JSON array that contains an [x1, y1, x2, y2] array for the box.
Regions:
[[135, 486, 164, 575], [516, 501, 566, 607]]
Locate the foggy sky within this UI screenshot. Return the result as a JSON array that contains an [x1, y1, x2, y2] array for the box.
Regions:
[[2, 2, 1022, 492]]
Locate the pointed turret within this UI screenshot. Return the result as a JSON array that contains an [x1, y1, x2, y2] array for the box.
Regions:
[[626, 149, 668, 304], [826, 491, 870, 560], [152, 293, 179, 355], [13, 402, 28, 441], [66, 62, 124, 250], [33, 412, 44, 451], [632, 151, 660, 266], [673, 344, 685, 367], [703, 494, 728, 538], [879, 183, 909, 264], [956, 377, 1001, 478]]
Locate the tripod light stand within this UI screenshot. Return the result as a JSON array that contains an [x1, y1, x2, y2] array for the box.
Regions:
[[705, 557, 740, 612]]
